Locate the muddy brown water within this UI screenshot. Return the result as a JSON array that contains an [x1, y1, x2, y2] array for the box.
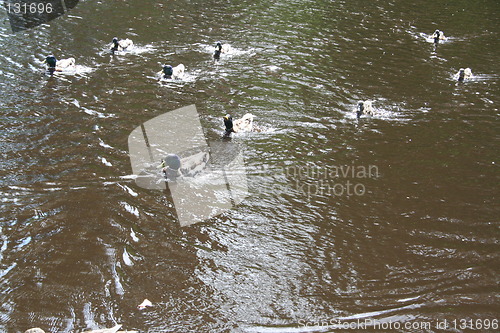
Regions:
[[0, 0, 498, 332]]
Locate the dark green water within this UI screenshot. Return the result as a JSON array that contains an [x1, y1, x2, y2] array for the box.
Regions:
[[0, 0, 498, 332]]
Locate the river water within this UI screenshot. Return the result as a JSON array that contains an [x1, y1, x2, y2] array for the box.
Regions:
[[0, 0, 498, 332]]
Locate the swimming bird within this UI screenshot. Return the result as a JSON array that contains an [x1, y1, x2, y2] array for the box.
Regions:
[[110, 37, 134, 53], [44, 55, 76, 73], [356, 101, 374, 118], [213, 41, 231, 60], [160, 64, 185, 80], [137, 299, 153, 310], [223, 113, 254, 137], [431, 30, 445, 43], [159, 152, 208, 179], [457, 68, 472, 82]]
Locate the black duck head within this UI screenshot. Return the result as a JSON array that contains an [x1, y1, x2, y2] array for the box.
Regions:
[[163, 65, 173, 77], [111, 37, 119, 52], [433, 30, 440, 43], [214, 42, 222, 60], [223, 114, 233, 130], [458, 68, 465, 81], [357, 101, 364, 118], [44, 55, 57, 68]]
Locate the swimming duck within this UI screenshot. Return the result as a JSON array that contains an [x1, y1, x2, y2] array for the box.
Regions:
[[160, 64, 185, 80], [356, 101, 374, 118], [457, 68, 472, 82], [110, 37, 134, 53], [213, 41, 231, 60], [44, 55, 76, 73], [431, 30, 445, 43], [138, 299, 153, 310], [159, 152, 209, 180], [223, 113, 254, 137]]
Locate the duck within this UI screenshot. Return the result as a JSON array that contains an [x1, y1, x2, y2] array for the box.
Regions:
[[223, 113, 255, 137], [457, 68, 472, 82], [110, 37, 134, 53], [159, 152, 209, 180], [138, 299, 153, 310], [44, 55, 76, 73], [356, 101, 374, 118], [213, 41, 231, 60], [431, 30, 445, 43], [159, 64, 185, 80]]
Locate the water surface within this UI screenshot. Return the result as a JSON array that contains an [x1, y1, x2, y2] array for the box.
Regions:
[[0, 0, 498, 332]]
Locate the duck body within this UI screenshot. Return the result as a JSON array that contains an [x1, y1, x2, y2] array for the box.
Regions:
[[431, 30, 445, 43], [179, 151, 209, 178], [457, 68, 472, 82], [160, 64, 185, 80], [44, 55, 76, 73], [356, 101, 374, 118], [111, 37, 134, 53], [220, 43, 231, 54], [223, 113, 254, 137]]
